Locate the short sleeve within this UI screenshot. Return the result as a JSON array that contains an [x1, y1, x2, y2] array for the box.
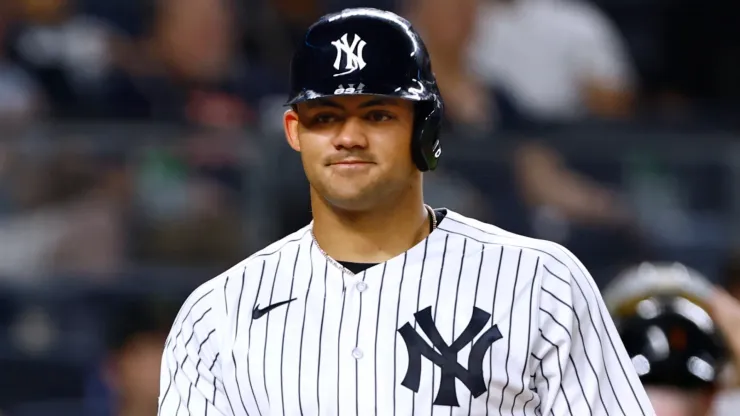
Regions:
[[531, 248, 655, 415]]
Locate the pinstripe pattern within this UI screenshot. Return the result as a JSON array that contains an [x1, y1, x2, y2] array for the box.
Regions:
[[158, 210, 655, 415]]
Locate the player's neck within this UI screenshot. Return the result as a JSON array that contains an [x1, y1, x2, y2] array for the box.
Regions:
[[310, 189, 432, 264]]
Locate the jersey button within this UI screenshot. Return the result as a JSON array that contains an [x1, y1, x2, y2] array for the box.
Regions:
[[356, 282, 368, 292], [352, 348, 364, 359]]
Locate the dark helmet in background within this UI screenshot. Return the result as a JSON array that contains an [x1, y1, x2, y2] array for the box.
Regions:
[[604, 262, 727, 390]]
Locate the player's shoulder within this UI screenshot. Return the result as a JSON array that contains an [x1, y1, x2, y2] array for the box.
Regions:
[[440, 209, 586, 278]]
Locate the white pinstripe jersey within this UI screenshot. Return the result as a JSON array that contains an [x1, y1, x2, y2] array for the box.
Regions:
[[158, 209, 655, 416]]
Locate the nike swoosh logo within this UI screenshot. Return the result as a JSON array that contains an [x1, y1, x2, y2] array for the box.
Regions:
[[252, 298, 296, 320]]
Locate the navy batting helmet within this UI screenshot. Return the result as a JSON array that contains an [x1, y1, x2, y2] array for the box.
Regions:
[[286, 8, 444, 172], [604, 263, 727, 390]]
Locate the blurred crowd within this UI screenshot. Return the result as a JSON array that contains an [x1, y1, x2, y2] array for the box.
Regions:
[[0, 0, 739, 415], [1, 0, 738, 125]]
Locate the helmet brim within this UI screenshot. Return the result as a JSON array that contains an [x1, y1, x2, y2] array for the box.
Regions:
[[285, 80, 437, 106]]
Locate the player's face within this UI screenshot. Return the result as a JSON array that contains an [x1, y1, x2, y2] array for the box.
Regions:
[[284, 95, 418, 210]]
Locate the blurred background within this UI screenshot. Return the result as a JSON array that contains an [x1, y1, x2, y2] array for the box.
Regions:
[[0, 0, 738, 414]]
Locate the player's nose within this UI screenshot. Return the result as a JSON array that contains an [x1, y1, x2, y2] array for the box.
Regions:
[[331, 116, 368, 150]]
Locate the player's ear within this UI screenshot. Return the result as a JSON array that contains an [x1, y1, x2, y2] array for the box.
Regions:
[[284, 108, 301, 152]]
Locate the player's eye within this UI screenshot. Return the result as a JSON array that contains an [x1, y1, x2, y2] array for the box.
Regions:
[[313, 113, 340, 124], [365, 111, 394, 122]]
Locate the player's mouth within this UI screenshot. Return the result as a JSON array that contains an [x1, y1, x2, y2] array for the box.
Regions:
[[327, 159, 374, 166], [327, 159, 375, 173]]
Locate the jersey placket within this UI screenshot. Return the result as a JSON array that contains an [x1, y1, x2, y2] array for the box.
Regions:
[[335, 270, 366, 415]]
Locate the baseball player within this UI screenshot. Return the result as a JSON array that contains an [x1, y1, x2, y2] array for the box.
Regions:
[[158, 8, 654, 416], [603, 262, 727, 416]]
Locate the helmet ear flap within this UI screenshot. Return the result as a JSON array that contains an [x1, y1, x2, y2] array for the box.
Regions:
[[412, 97, 443, 172]]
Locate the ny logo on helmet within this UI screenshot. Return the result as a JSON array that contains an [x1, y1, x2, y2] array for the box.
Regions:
[[331, 33, 367, 77]]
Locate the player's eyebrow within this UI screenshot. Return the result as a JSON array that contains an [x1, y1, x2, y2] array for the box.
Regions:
[[357, 98, 399, 108]]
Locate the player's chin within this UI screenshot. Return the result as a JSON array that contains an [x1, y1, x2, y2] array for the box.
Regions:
[[321, 185, 381, 211], [324, 169, 377, 188]]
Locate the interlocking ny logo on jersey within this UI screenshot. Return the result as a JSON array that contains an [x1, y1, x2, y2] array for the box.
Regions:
[[331, 33, 367, 77], [398, 306, 503, 407]]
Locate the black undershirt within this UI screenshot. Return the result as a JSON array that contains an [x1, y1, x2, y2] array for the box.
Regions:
[[337, 208, 447, 274]]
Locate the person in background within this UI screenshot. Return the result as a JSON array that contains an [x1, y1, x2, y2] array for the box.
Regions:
[[465, 0, 637, 235], [2, 296, 180, 416], [86, 297, 181, 416], [604, 261, 740, 416], [4, 0, 123, 119], [468, 0, 637, 123], [107, 0, 281, 127]]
